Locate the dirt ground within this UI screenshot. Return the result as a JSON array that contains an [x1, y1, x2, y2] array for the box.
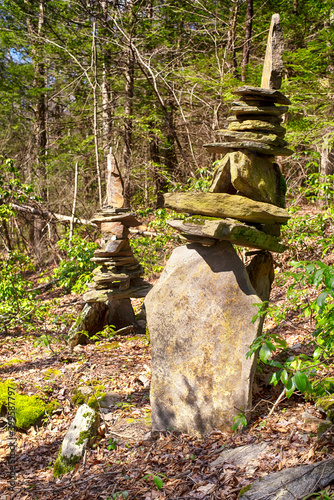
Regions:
[[1, 246, 334, 499]]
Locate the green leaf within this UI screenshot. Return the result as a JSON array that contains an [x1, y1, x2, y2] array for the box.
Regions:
[[313, 347, 322, 360], [281, 369, 289, 385], [293, 371, 311, 393], [317, 291, 328, 308], [153, 476, 163, 490], [259, 343, 272, 363], [232, 413, 247, 432]]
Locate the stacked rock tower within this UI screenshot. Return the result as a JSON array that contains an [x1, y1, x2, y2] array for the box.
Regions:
[[70, 153, 151, 346], [145, 14, 291, 435]]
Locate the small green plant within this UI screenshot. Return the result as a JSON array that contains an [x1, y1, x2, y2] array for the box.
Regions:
[[232, 412, 247, 432], [143, 473, 165, 490], [248, 259, 334, 400], [107, 438, 118, 450]]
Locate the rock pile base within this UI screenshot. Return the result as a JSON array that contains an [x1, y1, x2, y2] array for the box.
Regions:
[[145, 241, 263, 435]]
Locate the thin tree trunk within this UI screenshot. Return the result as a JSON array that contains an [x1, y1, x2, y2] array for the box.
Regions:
[[101, 0, 113, 154], [318, 137, 334, 207], [241, 0, 253, 82], [123, 0, 135, 209], [70, 162, 79, 244], [228, 0, 239, 78], [25, 0, 47, 261], [92, 19, 103, 208]]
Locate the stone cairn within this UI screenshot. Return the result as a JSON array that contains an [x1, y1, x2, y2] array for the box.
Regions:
[[70, 153, 151, 346], [145, 14, 291, 435]]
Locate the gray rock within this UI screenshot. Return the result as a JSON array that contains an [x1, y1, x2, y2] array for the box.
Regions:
[[54, 404, 99, 477], [69, 302, 109, 346], [228, 120, 286, 137], [218, 130, 288, 147], [229, 151, 287, 206], [204, 141, 293, 157], [230, 104, 288, 116], [211, 443, 268, 468], [246, 251, 275, 302], [239, 458, 334, 499], [233, 86, 291, 105], [145, 241, 263, 435], [164, 192, 290, 224], [209, 153, 232, 193], [261, 14, 284, 90], [168, 219, 287, 253]]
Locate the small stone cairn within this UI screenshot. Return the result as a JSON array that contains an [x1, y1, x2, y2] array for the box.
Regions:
[[70, 153, 151, 346], [145, 14, 291, 435]]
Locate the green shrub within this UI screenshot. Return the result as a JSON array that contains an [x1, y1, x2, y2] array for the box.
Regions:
[[52, 231, 98, 292]]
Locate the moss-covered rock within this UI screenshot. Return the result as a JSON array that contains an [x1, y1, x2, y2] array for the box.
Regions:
[[54, 404, 99, 477], [71, 381, 106, 410], [0, 379, 59, 429], [316, 396, 334, 422]]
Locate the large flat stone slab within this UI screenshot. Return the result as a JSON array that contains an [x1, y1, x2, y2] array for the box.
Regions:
[[145, 241, 262, 435], [168, 218, 287, 253], [217, 130, 288, 147], [228, 120, 286, 137], [164, 192, 290, 224], [233, 86, 291, 105], [203, 141, 293, 156]]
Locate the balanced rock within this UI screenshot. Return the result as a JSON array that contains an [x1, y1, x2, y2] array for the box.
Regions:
[[233, 86, 291, 105], [209, 154, 233, 193], [229, 150, 287, 207], [164, 192, 290, 224], [217, 130, 288, 147], [230, 103, 288, 117], [228, 120, 286, 137], [203, 141, 292, 157], [261, 13, 284, 90], [145, 241, 263, 435], [168, 218, 287, 253]]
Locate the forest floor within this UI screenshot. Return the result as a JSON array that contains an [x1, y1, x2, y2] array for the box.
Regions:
[[1, 209, 334, 499]]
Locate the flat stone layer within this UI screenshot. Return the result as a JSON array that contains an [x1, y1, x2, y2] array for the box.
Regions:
[[83, 282, 152, 302], [164, 192, 290, 224], [168, 218, 287, 253], [228, 120, 286, 137], [203, 142, 293, 156], [217, 130, 288, 147], [91, 213, 141, 227], [233, 86, 291, 105], [230, 104, 288, 116], [145, 241, 262, 435]]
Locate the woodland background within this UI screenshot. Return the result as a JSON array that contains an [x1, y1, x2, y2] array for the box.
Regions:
[[1, 0, 334, 261]]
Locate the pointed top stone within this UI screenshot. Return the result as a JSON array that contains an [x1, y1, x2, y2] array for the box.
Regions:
[[103, 152, 124, 208], [261, 13, 284, 90]]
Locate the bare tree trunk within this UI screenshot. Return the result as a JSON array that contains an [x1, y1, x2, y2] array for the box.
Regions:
[[101, 1, 113, 154], [122, 0, 135, 209], [92, 19, 103, 208], [241, 0, 253, 82], [318, 136, 334, 207], [70, 162, 79, 244], [227, 0, 240, 78], [25, 0, 47, 261]]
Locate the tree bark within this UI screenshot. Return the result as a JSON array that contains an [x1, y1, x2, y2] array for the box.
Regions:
[[122, 1, 135, 209], [241, 0, 253, 82]]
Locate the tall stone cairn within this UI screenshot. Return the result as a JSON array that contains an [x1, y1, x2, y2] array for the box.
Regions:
[[70, 153, 151, 346], [145, 14, 290, 435]]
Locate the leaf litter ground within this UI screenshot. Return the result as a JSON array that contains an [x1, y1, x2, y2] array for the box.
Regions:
[[1, 242, 334, 499]]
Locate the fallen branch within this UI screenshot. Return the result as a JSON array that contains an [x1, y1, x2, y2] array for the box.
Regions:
[[11, 203, 96, 227]]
